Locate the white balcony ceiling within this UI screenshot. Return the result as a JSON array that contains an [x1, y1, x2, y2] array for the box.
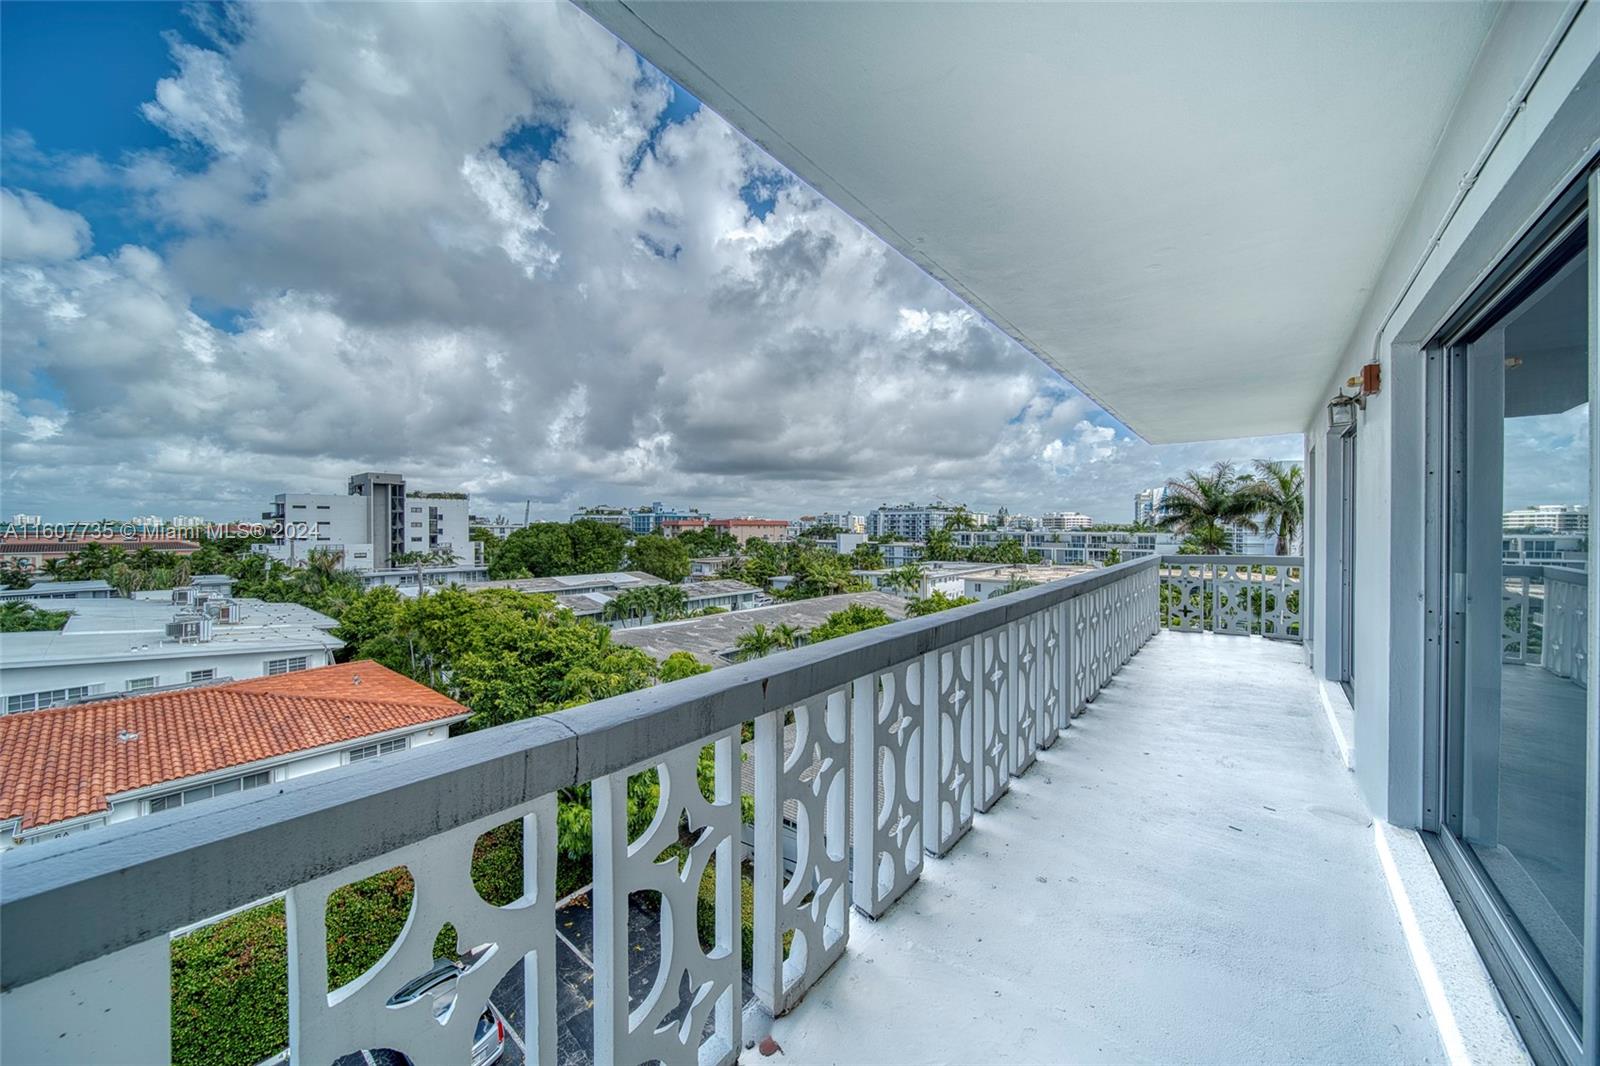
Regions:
[[577, 1, 1500, 443]]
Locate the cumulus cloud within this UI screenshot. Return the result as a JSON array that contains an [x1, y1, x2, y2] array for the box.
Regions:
[[1, 3, 1302, 523], [0, 189, 91, 261]]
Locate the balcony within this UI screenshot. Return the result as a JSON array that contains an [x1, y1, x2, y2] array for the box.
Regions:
[[0, 556, 1444, 1065]]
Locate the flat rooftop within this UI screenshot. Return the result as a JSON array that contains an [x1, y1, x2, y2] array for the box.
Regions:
[[0, 596, 342, 668], [610, 591, 908, 666], [476, 571, 666, 595], [770, 632, 1444, 1063]]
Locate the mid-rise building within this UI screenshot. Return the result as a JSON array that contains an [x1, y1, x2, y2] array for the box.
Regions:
[[0, 582, 342, 714], [866, 503, 980, 540], [1502, 532, 1587, 566], [1039, 511, 1094, 531], [262, 473, 474, 572], [0, 661, 466, 847], [1502, 503, 1589, 533], [819, 511, 867, 534], [711, 518, 790, 546], [1, 531, 201, 575]]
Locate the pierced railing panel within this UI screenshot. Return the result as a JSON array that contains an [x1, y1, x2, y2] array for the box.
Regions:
[[593, 731, 741, 1066], [1544, 568, 1588, 686], [754, 687, 850, 1016], [1038, 603, 1068, 748], [975, 625, 1012, 811], [851, 659, 925, 918], [1158, 556, 1304, 643], [924, 641, 976, 856], [1502, 573, 1530, 664], [287, 796, 557, 1066], [1011, 615, 1041, 776]]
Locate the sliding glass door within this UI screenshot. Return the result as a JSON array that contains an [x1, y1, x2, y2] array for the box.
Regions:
[[1433, 177, 1595, 1065]]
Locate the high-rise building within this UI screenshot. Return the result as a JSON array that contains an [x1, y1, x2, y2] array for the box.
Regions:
[[263, 473, 472, 572], [866, 503, 986, 539], [1134, 487, 1168, 526]]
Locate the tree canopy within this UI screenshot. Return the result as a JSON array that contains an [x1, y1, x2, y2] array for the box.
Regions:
[[626, 534, 691, 583]]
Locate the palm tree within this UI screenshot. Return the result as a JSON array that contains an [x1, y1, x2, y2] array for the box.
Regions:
[[1240, 459, 1305, 554], [924, 527, 961, 562], [885, 562, 924, 596], [942, 507, 978, 532], [772, 623, 803, 649], [1156, 462, 1259, 549], [734, 624, 782, 662]]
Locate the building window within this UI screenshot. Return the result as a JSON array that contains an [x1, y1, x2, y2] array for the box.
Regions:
[[5, 685, 103, 713], [147, 770, 271, 814], [126, 677, 158, 692], [264, 656, 309, 676], [347, 736, 408, 763], [187, 669, 215, 683]]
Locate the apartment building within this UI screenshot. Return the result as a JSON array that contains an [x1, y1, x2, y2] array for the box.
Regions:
[[1133, 486, 1168, 526], [865, 502, 979, 539], [262, 473, 473, 572], [0, 662, 466, 848], [819, 511, 867, 534], [0, 531, 200, 575], [1038, 511, 1094, 531], [710, 518, 789, 545], [1503, 503, 1590, 534], [1503, 532, 1588, 566], [0, 585, 341, 714]]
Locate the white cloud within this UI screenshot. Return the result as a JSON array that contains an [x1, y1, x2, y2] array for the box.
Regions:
[[1, 3, 1304, 524], [0, 189, 91, 261]]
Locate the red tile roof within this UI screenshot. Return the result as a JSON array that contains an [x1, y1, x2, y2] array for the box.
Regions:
[[0, 662, 468, 832]]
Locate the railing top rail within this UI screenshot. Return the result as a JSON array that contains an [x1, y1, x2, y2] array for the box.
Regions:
[[0, 555, 1159, 990], [1159, 554, 1304, 567]]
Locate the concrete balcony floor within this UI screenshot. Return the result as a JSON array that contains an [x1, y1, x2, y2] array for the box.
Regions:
[[770, 631, 1446, 1064]]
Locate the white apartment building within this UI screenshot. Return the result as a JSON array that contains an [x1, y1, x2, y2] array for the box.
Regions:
[[1503, 532, 1588, 566], [1503, 503, 1590, 533], [866, 503, 983, 539], [263, 473, 475, 572], [0, 589, 341, 714], [819, 511, 867, 534], [1038, 511, 1094, 531], [951, 528, 1183, 566]]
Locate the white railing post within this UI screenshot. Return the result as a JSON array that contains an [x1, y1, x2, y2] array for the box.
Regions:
[[593, 733, 740, 1066], [975, 625, 1012, 810], [924, 639, 976, 856], [1010, 615, 1038, 777], [1, 936, 170, 1065], [286, 796, 558, 1066], [754, 687, 850, 1016], [1039, 602, 1067, 748], [850, 661, 924, 919]]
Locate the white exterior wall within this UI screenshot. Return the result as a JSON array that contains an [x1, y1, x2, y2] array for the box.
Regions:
[[1300, 2, 1599, 825], [1, 646, 337, 709], [277, 494, 369, 546]]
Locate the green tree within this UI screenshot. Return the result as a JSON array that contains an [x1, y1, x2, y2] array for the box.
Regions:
[[0, 602, 70, 632], [1103, 547, 1123, 566], [733, 623, 783, 662], [1156, 461, 1259, 547], [884, 563, 925, 596], [905, 590, 977, 616], [809, 604, 893, 643], [923, 527, 963, 562], [659, 651, 712, 682], [779, 548, 870, 600], [568, 519, 628, 572], [0, 563, 31, 589], [675, 527, 739, 557], [847, 542, 885, 570], [627, 534, 691, 583], [1240, 459, 1305, 554], [942, 507, 978, 532], [492, 523, 575, 579]]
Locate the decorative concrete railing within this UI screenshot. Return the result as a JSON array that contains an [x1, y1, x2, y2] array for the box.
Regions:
[[0, 557, 1161, 1066], [1502, 563, 1588, 685], [1157, 555, 1303, 642]]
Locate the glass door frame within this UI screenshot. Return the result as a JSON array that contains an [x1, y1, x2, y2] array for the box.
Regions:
[[1421, 169, 1597, 1066]]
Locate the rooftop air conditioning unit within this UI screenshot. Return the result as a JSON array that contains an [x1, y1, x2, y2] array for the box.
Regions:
[[165, 612, 214, 643], [172, 586, 195, 606], [210, 599, 241, 624]]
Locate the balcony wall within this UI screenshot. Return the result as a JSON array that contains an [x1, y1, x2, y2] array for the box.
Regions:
[[0, 555, 1442, 1066]]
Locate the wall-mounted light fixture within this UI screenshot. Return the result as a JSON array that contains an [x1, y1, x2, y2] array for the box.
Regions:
[[1327, 391, 1361, 431]]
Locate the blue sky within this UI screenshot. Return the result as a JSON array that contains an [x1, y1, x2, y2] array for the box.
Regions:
[[1, 2, 1300, 524]]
